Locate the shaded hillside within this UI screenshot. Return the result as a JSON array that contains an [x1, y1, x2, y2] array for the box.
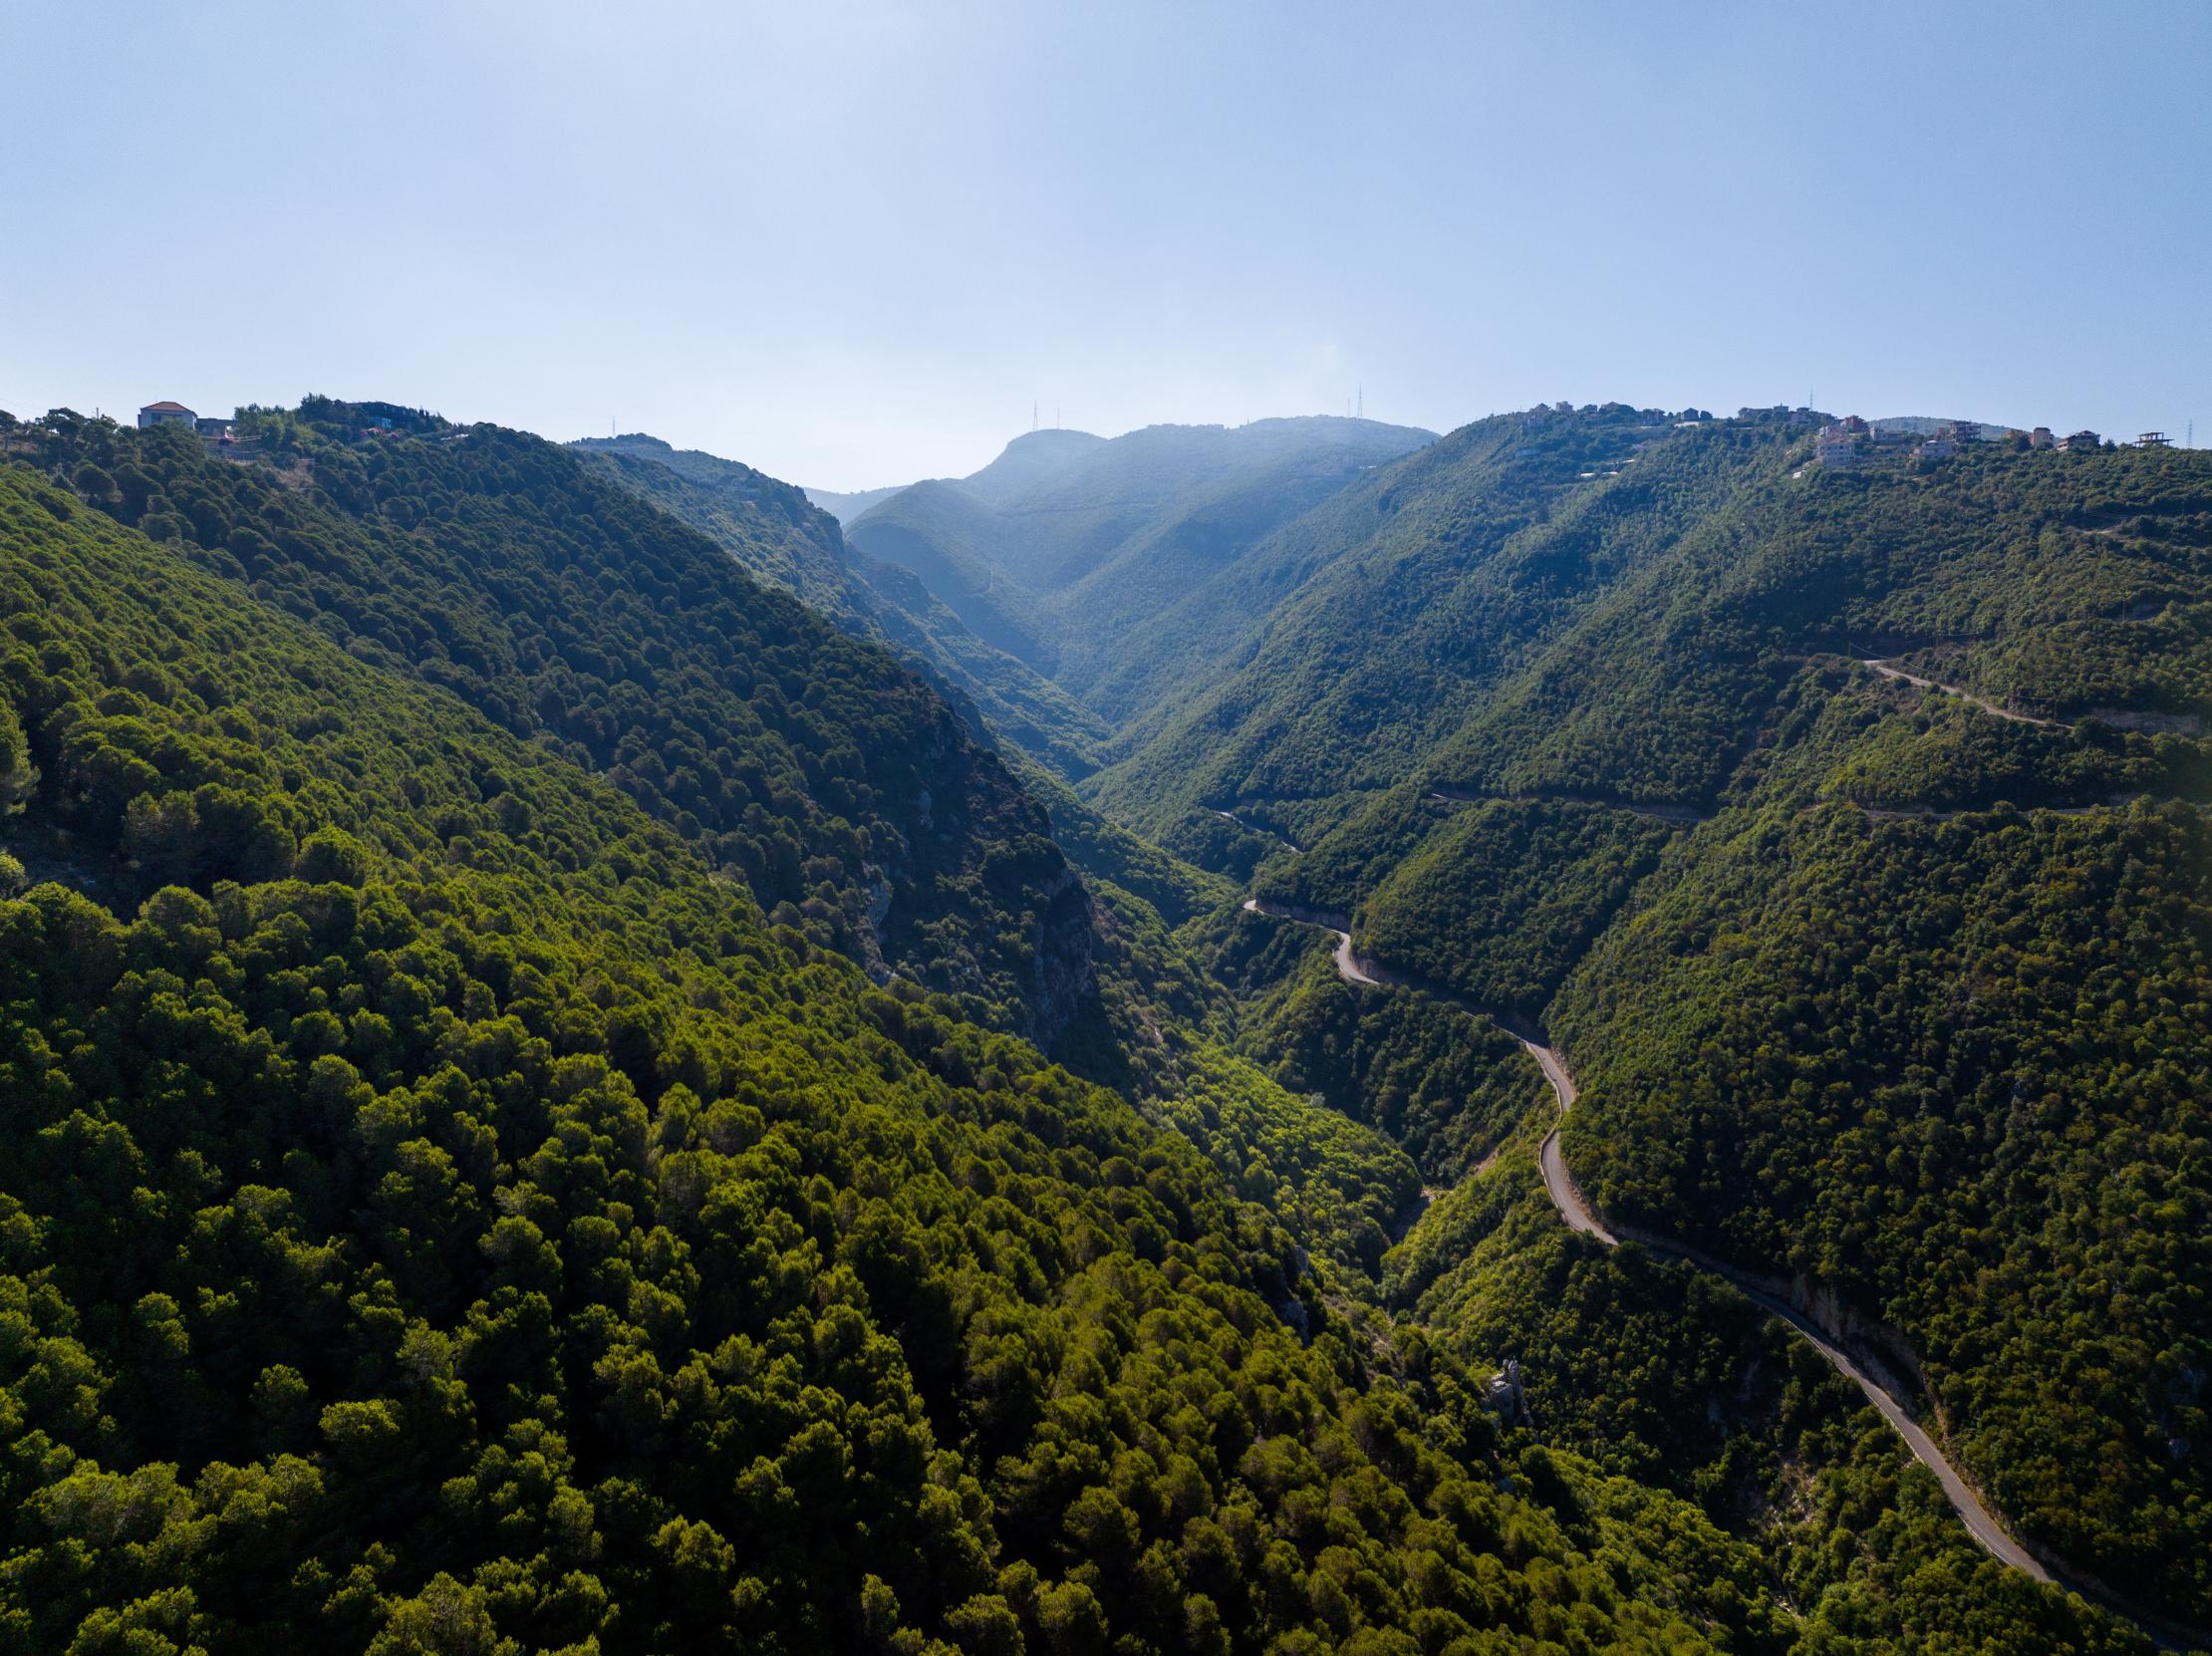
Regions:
[[574, 432, 1109, 779], [18, 405, 1095, 1046]]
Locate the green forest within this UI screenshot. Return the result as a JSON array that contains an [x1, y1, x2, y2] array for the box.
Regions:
[[20, 404, 1095, 1048], [0, 453, 1814, 1654], [0, 395, 2204, 1653], [1161, 414, 2212, 1637]]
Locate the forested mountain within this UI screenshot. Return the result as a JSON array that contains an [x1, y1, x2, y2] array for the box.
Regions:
[[573, 432, 1110, 780], [1079, 406, 1760, 862], [844, 417, 1437, 685], [572, 433, 855, 607], [0, 421, 1894, 1656], [1155, 411, 2212, 1632], [1, 391, 2200, 1653], [16, 404, 1095, 1048]]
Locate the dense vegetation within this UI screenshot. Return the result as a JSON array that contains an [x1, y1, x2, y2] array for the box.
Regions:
[[575, 434, 1114, 782], [1422, 434, 2212, 816], [1551, 681, 2212, 1617], [1081, 408, 1777, 861], [7, 387, 2205, 1651], [1098, 413, 2212, 1633], [1388, 1158, 2151, 1655], [1197, 907, 1545, 1185], [1351, 801, 1675, 1021], [0, 456, 1817, 1653], [16, 405, 1096, 1047]]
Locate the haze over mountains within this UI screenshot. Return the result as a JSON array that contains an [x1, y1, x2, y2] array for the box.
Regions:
[[1, 390, 2205, 1654], [840, 416, 1436, 692], [803, 482, 906, 526]]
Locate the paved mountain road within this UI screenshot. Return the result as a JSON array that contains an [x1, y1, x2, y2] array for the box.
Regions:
[[1520, 1029, 2052, 1581], [1241, 897, 2077, 1602], [1216, 809, 1303, 854]]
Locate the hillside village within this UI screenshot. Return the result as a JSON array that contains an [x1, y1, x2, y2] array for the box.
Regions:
[[1811, 412, 2175, 470]]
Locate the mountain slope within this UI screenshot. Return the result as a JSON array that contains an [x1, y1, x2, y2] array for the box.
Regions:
[[846, 417, 1437, 686], [1083, 406, 1766, 860], [573, 433, 854, 606], [0, 450, 1837, 1656], [1550, 676, 2212, 1622], [1196, 418, 2212, 1627], [574, 431, 1110, 779], [21, 404, 1094, 1046]]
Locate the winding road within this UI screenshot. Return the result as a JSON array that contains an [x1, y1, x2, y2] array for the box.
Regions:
[[1216, 808, 1303, 854], [1429, 785, 1710, 826], [1860, 658, 2063, 728], [1240, 897, 2076, 1600], [1521, 1036, 2052, 1582]]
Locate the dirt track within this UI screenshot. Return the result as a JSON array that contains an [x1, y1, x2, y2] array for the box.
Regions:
[[1861, 658, 2062, 727]]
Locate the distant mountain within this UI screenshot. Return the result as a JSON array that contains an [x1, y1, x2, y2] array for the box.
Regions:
[[803, 481, 905, 523], [945, 425, 1106, 505], [573, 431, 1108, 779], [845, 416, 1438, 682]]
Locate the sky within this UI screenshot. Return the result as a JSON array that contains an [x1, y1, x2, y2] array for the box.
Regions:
[[4, 3, 2208, 489]]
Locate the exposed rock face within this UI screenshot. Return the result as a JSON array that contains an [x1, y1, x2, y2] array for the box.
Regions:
[[1024, 861, 1100, 1044], [874, 706, 1100, 1048], [2086, 706, 2201, 736], [1484, 1358, 1530, 1427]]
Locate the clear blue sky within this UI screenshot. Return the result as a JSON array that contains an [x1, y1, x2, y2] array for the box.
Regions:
[[4, 3, 2207, 488]]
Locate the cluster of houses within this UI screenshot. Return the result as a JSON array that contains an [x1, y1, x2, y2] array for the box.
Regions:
[[1813, 413, 2174, 471], [138, 400, 428, 445], [137, 401, 232, 440]]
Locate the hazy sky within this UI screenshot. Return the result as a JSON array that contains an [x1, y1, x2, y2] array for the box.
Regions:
[[5, 3, 2207, 488]]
